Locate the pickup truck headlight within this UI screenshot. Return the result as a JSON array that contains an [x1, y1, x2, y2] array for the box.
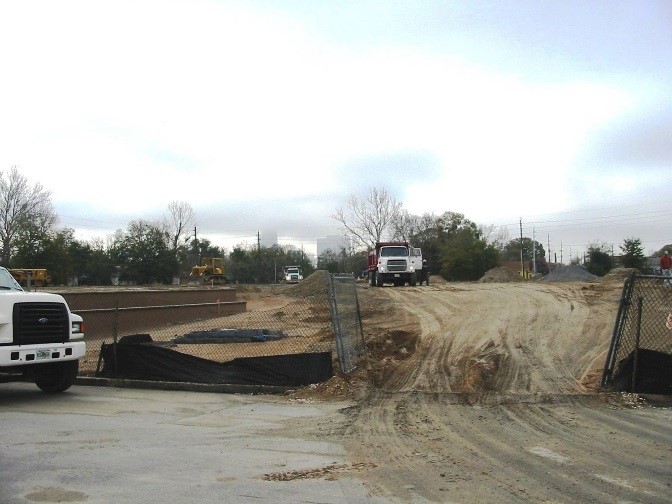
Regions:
[[72, 321, 83, 334]]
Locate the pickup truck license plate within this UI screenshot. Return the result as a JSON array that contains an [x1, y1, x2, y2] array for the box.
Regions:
[[36, 349, 50, 360], [394, 274, 400, 277]]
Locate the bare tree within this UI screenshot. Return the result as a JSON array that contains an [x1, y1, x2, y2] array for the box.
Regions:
[[479, 224, 509, 249], [332, 187, 402, 250], [165, 201, 195, 252], [0, 167, 56, 265], [392, 209, 422, 242]]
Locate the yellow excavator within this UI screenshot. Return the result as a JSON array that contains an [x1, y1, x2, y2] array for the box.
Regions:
[[190, 257, 228, 284]]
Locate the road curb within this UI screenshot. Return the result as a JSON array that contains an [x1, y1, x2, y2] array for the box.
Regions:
[[75, 376, 294, 395]]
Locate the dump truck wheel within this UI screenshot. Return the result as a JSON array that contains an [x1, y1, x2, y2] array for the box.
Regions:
[[375, 272, 384, 287], [35, 361, 78, 393]]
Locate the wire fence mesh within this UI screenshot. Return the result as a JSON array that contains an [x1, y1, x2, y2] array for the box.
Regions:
[[61, 271, 365, 385], [602, 274, 672, 394], [327, 274, 366, 373]]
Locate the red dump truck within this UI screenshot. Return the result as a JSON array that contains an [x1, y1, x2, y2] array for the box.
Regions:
[[367, 241, 422, 287]]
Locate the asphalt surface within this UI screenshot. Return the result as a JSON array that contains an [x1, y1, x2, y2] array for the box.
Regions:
[[0, 383, 383, 504]]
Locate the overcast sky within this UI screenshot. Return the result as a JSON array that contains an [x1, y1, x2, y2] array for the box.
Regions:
[[1, 1, 671, 261]]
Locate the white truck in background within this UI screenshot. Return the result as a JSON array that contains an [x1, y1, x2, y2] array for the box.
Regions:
[[367, 241, 422, 287], [283, 266, 303, 284], [0, 266, 85, 392]]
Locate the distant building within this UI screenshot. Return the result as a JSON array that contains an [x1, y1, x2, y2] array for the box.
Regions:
[[260, 229, 278, 248], [317, 235, 350, 257]]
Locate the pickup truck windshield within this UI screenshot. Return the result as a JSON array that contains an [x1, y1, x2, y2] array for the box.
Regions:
[[380, 247, 409, 257], [0, 268, 23, 290]]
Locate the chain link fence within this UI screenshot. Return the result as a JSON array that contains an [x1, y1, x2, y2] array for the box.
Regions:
[[60, 272, 365, 386], [327, 274, 366, 373], [602, 274, 672, 394]]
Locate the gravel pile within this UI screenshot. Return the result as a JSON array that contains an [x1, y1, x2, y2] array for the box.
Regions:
[[540, 264, 598, 282]]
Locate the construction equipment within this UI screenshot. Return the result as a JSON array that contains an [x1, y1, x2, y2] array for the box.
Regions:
[[367, 242, 422, 287], [282, 265, 303, 284], [190, 258, 228, 284], [9, 268, 51, 287]]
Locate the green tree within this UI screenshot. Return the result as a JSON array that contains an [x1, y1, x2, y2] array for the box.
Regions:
[[116, 220, 177, 284], [501, 237, 546, 263], [13, 227, 75, 285], [585, 242, 613, 277], [620, 237, 646, 270], [191, 237, 224, 262], [227, 245, 255, 283], [435, 212, 501, 281], [405, 212, 441, 276], [226, 244, 316, 284], [76, 238, 116, 285], [317, 248, 341, 273]]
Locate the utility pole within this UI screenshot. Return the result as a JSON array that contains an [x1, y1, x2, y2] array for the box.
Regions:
[[519, 218, 524, 276], [548, 234, 551, 264], [193, 226, 199, 261], [532, 227, 537, 275], [560, 242, 563, 264], [257, 230, 261, 283]]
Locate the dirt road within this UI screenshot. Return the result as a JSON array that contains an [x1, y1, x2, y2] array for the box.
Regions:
[[289, 279, 672, 503]]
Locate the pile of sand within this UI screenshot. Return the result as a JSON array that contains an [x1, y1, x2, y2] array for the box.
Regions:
[[601, 267, 639, 283], [280, 270, 331, 298], [540, 264, 598, 282], [478, 267, 523, 283]]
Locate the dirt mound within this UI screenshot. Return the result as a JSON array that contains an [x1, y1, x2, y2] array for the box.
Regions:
[[280, 270, 330, 298], [540, 264, 598, 282], [479, 267, 522, 283], [428, 274, 447, 284], [602, 267, 639, 283]]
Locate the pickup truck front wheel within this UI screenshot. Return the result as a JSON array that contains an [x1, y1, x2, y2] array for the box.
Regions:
[[34, 360, 79, 393]]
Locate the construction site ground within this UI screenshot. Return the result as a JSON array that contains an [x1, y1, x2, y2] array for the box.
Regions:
[[290, 269, 672, 502], [3, 270, 671, 503]]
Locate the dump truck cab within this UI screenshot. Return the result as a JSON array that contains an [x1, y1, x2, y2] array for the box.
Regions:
[[283, 266, 303, 284], [367, 242, 420, 287]]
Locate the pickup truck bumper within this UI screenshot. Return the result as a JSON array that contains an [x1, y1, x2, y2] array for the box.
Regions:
[[0, 341, 86, 367]]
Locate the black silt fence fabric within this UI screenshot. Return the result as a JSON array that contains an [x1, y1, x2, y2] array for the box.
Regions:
[[602, 274, 672, 394], [609, 349, 672, 395], [97, 341, 333, 387]]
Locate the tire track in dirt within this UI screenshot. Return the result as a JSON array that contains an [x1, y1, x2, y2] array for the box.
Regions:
[[383, 283, 594, 394], [339, 281, 672, 503]]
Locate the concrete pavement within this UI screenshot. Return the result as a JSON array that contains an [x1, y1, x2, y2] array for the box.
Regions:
[[0, 384, 385, 504]]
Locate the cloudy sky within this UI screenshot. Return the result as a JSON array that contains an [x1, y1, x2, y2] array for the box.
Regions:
[[1, 0, 670, 261]]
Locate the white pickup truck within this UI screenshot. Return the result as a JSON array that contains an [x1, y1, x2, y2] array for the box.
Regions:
[[0, 266, 85, 392]]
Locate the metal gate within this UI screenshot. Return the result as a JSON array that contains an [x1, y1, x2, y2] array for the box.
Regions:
[[327, 274, 366, 373], [601, 274, 672, 394]]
